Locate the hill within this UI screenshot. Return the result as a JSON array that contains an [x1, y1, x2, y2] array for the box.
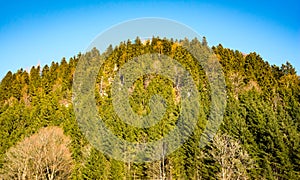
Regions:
[[0, 37, 299, 179]]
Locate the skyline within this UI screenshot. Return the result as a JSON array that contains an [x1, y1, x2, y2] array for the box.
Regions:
[[0, 0, 299, 79]]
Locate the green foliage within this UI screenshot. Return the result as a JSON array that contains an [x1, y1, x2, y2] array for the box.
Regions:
[[0, 37, 299, 179]]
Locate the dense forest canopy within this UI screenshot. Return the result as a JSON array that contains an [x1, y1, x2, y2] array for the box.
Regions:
[[0, 37, 299, 179]]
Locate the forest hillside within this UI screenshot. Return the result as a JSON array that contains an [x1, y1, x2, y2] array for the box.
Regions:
[[0, 37, 299, 179]]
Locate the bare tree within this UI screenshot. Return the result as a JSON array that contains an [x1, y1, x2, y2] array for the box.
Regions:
[[1, 126, 74, 180], [208, 133, 253, 180], [228, 72, 245, 100]]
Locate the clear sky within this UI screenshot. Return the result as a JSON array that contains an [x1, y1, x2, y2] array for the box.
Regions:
[[0, 0, 299, 79]]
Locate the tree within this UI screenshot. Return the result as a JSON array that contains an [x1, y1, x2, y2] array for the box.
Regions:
[[202, 36, 208, 47], [1, 126, 74, 180], [281, 61, 296, 75], [207, 133, 254, 180], [81, 148, 111, 179], [0, 71, 13, 101]]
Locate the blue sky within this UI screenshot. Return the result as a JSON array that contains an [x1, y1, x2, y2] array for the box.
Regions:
[[0, 0, 299, 79]]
